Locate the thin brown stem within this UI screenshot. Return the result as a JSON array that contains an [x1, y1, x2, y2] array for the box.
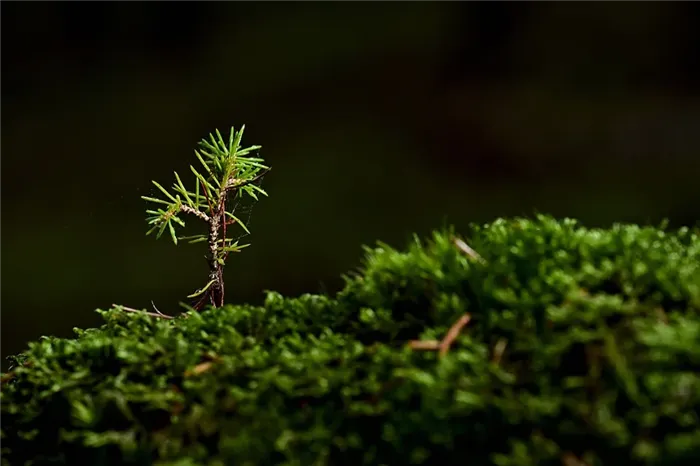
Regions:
[[452, 237, 485, 264], [221, 191, 230, 262], [438, 313, 471, 357], [151, 301, 170, 317], [193, 169, 268, 310], [408, 340, 441, 350], [200, 179, 222, 308], [408, 313, 472, 358], [192, 290, 210, 311], [204, 201, 225, 308]]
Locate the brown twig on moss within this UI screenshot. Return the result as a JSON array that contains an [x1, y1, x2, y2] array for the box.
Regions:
[[452, 236, 486, 264], [185, 361, 215, 377], [407, 236, 485, 357], [408, 340, 441, 350], [408, 313, 472, 358], [438, 313, 472, 357], [184, 353, 222, 377]]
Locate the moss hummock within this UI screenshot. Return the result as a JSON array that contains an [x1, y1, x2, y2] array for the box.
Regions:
[[2, 216, 700, 465]]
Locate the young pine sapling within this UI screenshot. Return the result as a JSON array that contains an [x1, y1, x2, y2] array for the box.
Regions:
[[142, 126, 269, 309]]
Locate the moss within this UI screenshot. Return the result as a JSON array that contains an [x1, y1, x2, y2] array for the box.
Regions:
[[2, 215, 700, 465]]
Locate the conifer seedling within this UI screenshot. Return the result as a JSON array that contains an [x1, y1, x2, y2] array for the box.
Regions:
[[142, 125, 269, 309]]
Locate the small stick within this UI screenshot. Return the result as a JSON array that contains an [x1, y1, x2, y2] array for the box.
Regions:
[[150, 300, 172, 318], [408, 313, 472, 358], [452, 237, 486, 264], [113, 304, 174, 320], [185, 361, 214, 377], [184, 353, 222, 377], [438, 313, 471, 357], [408, 340, 441, 350]]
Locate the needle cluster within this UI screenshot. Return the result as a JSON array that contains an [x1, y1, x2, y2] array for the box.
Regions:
[[142, 125, 269, 308]]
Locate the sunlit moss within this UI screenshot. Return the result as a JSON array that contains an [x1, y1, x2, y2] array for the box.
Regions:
[[2, 215, 699, 465]]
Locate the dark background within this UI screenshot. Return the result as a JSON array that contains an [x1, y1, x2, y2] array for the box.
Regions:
[[2, 2, 700, 369]]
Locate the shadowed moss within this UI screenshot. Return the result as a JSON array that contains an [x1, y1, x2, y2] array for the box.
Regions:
[[2, 215, 700, 465]]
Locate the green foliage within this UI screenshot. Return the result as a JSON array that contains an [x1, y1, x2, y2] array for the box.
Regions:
[[143, 125, 268, 248], [141, 125, 270, 307], [3, 215, 700, 465]]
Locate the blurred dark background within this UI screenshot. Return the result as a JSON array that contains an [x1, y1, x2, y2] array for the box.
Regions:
[[2, 2, 700, 369]]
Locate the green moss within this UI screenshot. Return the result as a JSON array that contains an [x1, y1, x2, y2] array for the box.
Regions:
[[3, 215, 700, 465]]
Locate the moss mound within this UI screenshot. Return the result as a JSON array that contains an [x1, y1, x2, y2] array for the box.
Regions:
[[3, 216, 700, 465]]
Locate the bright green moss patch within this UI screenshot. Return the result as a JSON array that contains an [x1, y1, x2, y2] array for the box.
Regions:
[[2, 215, 700, 465]]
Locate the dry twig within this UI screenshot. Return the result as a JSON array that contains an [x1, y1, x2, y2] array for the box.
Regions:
[[151, 300, 170, 317], [452, 237, 486, 264], [185, 361, 214, 377], [408, 313, 472, 358], [113, 304, 174, 319], [439, 313, 472, 357], [408, 340, 441, 350], [184, 353, 222, 377]]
